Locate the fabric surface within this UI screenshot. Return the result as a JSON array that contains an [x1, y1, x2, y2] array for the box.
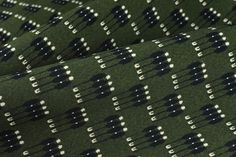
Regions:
[[0, 0, 236, 157]]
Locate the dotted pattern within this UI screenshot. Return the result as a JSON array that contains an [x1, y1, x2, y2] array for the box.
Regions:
[[0, 0, 235, 157]]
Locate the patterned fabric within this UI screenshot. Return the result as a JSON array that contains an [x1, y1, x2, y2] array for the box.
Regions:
[[0, 0, 236, 157]]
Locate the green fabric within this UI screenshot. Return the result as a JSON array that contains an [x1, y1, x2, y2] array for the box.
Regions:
[[0, 0, 234, 75], [0, 0, 235, 157]]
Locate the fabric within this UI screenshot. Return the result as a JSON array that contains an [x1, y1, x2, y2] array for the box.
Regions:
[[0, 0, 236, 157]]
